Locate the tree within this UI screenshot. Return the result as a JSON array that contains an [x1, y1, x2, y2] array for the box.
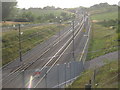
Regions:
[[26, 12, 35, 22], [14, 11, 35, 22], [61, 12, 68, 21], [2, 1, 17, 22], [48, 13, 55, 19], [61, 12, 67, 17], [21, 12, 35, 22], [43, 6, 56, 10], [37, 16, 42, 22]]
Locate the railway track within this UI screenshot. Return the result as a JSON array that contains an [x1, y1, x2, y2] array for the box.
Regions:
[[33, 18, 85, 88], [2, 17, 84, 88], [25, 17, 85, 88]]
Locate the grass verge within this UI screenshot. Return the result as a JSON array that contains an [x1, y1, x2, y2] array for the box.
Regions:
[[91, 11, 118, 21], [68, 60, 119, 88], [2, 24, 68, 65], [86, 23, 118, 60], [86, 9, 118, 61]]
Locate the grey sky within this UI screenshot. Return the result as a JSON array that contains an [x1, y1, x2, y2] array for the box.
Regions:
[[16, 0, 119, 9]]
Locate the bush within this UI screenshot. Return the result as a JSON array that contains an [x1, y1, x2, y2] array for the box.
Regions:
[[14, 18, 30, 22]]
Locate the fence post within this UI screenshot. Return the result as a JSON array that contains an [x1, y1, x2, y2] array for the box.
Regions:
[[45, 67, 47, 88], [85, 80, 92, 90], [69, 62, 72, 86], [64, 63, 66, 87], [93, 69, 96, 88], [22, 70, 25, 88], [73, 61, 75, 78], [57, 64, 60, 88]]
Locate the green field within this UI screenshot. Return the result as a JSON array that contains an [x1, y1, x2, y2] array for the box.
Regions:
[[91, 11, 118, 21], [86, 5, 118, 61], [89, 4, 118, 21], [86, 23, 118, 60], [68, 61, 118, 88], [2, 24, 68, 65]]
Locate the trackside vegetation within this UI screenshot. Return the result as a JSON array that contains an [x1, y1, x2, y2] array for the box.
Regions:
[[68, 61, 118, 88], [86, 3, 118, 61], [2, 24, 68, 65], [69, 3, 119, 89], [2, 2, 74, 65]]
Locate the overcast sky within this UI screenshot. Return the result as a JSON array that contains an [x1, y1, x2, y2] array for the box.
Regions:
[[16, 0, 119, 9]]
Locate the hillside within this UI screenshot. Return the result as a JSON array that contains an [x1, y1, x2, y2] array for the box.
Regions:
[[88, 3, 118, 15], [86, 3, 118, 61]]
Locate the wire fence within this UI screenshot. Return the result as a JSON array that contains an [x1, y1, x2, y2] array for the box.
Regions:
[[89, 64, 119, 88], [2, 61, 85, 88]]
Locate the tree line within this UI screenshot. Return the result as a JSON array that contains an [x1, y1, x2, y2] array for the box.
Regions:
[[2, 1, 74, 23]]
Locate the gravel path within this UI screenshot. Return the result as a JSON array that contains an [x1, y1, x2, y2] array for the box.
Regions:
[[84, 51, 118, 70]]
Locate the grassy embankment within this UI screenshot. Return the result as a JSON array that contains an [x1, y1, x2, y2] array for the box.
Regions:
[[68, 60, 119, 88], [2, 24, 68, 65], [86, 6, 118, 61], [68, 4, 119, 88], [2, 9, 73, 66]]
